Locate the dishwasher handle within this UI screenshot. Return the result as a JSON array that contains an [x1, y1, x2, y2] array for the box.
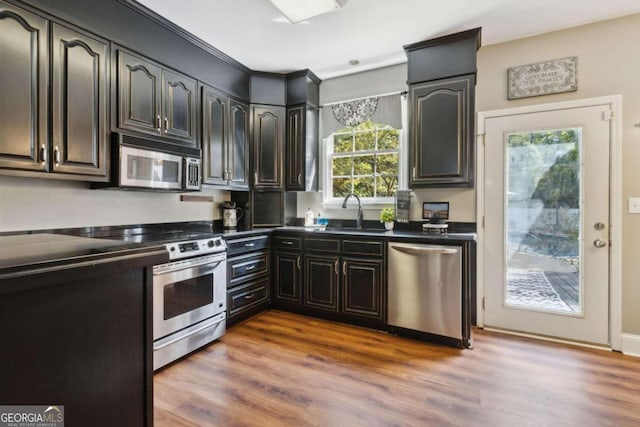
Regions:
[[390, 245, 459, 256]]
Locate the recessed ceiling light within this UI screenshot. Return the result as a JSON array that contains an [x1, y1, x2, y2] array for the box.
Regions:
[[349, 59, 360, 66], [268, 0, 348, 24]]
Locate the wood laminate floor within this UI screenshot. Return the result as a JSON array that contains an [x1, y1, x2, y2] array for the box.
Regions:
[[154, 310, 640, 427]]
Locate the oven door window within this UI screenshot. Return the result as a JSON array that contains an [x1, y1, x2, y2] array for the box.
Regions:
[[164, 273, 214, 320]]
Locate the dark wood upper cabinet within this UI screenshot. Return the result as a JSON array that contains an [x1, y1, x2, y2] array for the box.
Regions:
[[285, 70, 321, 191], [117, 49, 197, 146], [228, 99, 249, 189], [201, 85, 249, 189], [409, 75, 474, 187], [162, 69, 197, 144], [285, 106, 304, 190], [252, 105, 285, 189], [405, 28, 480, 188], [118, 50, 162, 137], [51, 23, 108, 177], [0, 1, 48, 172], [0, 2, 108, 181], [202, 85, 228, 185], [285, 105, 319, 191]]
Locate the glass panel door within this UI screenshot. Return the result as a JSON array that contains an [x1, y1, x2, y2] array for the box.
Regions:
[[483, 104, 610, 345], [505, 129, 581, 315]]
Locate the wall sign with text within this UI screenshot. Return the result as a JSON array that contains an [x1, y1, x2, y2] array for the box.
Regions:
[[508, 57, 578, 100]]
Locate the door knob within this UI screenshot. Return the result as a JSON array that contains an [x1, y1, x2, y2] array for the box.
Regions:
[[593, 239, 607, 248]]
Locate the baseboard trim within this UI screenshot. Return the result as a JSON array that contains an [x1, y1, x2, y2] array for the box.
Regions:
[[621, 333, 640, 357], [482, 327, 611, 352]]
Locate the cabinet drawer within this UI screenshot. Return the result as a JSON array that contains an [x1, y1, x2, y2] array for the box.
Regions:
[[226, 235, 270, 256], [342, 239, 384, 257], [304, 237, 339, 253], [273, 235, 302, 251], [228, 251, 269, 286], [228, 279, 269, 316]]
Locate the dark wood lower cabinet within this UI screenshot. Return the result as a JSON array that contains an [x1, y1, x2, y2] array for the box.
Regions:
[[342, 257, 384, 321], [271, 233, 387, 327], [225, 234, 272, 327], [0, 251, 165, 427], [228, 278, 269, 319], [304, 254, 339, 312], [273, 252, 302, 304]]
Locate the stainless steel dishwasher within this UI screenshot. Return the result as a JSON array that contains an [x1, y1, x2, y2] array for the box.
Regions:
[[388, 242, 462, 340]]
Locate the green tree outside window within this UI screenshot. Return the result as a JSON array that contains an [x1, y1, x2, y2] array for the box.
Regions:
[[330, 120, 400, 199]]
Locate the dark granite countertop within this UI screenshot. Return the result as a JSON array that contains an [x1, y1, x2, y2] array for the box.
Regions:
[[274, 226, 476, 242], [0, 233, 168, 277], [0, 220, 474, 277]]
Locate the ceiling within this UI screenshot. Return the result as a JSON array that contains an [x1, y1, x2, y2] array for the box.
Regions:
[[137, 0, 640, 80]]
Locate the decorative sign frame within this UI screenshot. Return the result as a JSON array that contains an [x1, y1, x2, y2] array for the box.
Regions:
[[508, 57, 578, 100]]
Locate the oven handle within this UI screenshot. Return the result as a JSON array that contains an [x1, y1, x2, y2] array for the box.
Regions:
[[153, 316, 225, 351], [154, 258, 224, 275]]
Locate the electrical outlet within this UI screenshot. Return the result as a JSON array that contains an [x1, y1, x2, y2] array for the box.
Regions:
[[628, 197, 640, 213]]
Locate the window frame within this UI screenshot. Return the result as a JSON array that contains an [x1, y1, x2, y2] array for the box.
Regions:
[[322, 122, 407, 209]]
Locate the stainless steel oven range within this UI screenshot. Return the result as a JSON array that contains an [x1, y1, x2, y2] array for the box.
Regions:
[[153, 236, 227, 370]]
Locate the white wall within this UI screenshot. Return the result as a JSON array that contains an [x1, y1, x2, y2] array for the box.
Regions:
[[475, 13, 640, 335], [0, 176, 229, 232]]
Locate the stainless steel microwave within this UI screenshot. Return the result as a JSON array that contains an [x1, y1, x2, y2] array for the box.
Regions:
[[94, 133, 201, 191]]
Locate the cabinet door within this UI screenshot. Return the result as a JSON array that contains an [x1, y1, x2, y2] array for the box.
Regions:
[[274, 252, 302, 304], [51, 24, 108, 178], [285, 106, 304, 190], [118, 50, 162, 136], [162, 69, 197, 145], [229, 99, 249, 189], [409, 75, 474, 187], [252, 105, 284, 189], [201, 86, 228, 185], [304, 254, 339, 312], [342, 257, 384, 320], [0, 2, 48, 171]]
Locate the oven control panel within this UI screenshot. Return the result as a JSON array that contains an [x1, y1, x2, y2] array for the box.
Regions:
[[166, 237, 227, 260]]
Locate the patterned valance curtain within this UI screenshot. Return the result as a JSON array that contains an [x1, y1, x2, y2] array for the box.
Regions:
[[321, 93, 402, 138]]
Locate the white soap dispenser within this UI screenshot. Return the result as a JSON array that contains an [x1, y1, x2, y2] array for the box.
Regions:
[[304, 207, 314, 226]]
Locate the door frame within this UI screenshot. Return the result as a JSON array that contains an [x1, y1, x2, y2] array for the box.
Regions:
[[476, 95, 623, 350]]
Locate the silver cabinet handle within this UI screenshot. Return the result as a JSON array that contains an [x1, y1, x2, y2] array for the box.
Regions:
[[244, 294, 256, 300], [164, 116, 169, 131], [334, 259, 339, 275], [342, 261, 347, 276], [54, 146, 61, 165], [282, 241, 293, 245], [245, 265, 256, 271], [245, 242, 255, 247], [254, 172, 258, 186], [594, 239, 607, 248], [156, 115, 161, 133], [39, 144, 46, 165], [297, 173, 302, 184], [390, 245, 459, 256], [412, 166, 417, 179], [297, 257, 301, 270]]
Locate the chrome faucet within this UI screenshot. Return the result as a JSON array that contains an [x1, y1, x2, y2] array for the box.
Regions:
[[341, 193, 363, 229]]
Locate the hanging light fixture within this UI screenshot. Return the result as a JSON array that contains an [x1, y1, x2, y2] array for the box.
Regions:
[[268, 0, 348, 23]]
